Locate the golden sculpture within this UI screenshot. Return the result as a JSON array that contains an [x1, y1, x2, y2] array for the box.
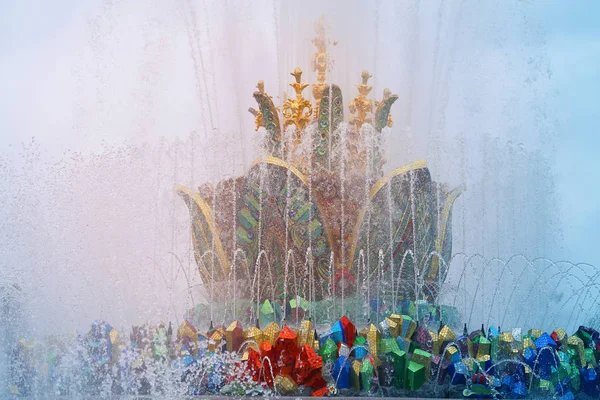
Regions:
[[177, 18, 462, 306], [282, 68, 312, 141], [349, 71, 374, 129]]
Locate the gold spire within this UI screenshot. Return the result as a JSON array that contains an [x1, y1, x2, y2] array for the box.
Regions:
[[283, 68, 312, 141], [311, 16, 337, 117], [349, 71, 374, 128]]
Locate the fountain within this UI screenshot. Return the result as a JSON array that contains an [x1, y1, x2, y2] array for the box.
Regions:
[[176, 19, 462, 326], [2, 7, 600, 400]]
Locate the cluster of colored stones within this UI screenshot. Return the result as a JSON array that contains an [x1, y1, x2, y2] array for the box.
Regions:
[[179, 313, 600, 398], [8, 314, 600, 398]]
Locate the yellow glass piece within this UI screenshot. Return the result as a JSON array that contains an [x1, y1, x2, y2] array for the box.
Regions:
[[263, 322, 281, 345], [499, 332, 514, 342], [275, 374, 298, 394], [389, 314, 403, 335], [404, 318, 417, 339], [554, 328, 567, 342], [373, 354, 381, 368], [298, 319, 314, 347], [366, 324, 381, 356], [477, 354, 491, 363], [499, 332, 514, 355], [464, 358, 474, 371], [528, 329, 543, 340], [208, 330, 223, 352], [225, 320, 242, 352], [177, 322, 197, 342], [429, 331, 441, 355], [567, 335, 586, 366], [476, 341, 491, 360], [385, 317, 399, 337], [109, 329, 120, 345], [445, 345, 458, 361], [226, 321, 238, 331], [522, 337, 535, 353], [351, 360, 362, 391], [467, 338, 474, 358], [439, 325, 457, 343]]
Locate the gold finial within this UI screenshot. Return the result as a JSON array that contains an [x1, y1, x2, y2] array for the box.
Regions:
[[312, 16, 336, 85], [283, 68, 312, 140], [256, 80, 265, 93], [359, 71, 373, 93], [349, 71, 374, 128], [311, 16, 337, 116], [290, 68, 305, 87]]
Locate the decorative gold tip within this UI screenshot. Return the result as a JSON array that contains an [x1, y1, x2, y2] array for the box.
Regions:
[[291, 68, 304, 85], [283, 68, 312, 139], [256, 80, 265, 93], [349, 70, 374, 128], [361, 70, 372, 86], [312, 16, 336, 85]]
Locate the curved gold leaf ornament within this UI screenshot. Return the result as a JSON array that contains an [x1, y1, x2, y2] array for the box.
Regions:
[[349, 162, 462, 303], [176, 185, 231, 284]]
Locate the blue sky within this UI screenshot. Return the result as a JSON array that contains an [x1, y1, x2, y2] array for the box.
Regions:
[[542, 2, 600, 264]]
